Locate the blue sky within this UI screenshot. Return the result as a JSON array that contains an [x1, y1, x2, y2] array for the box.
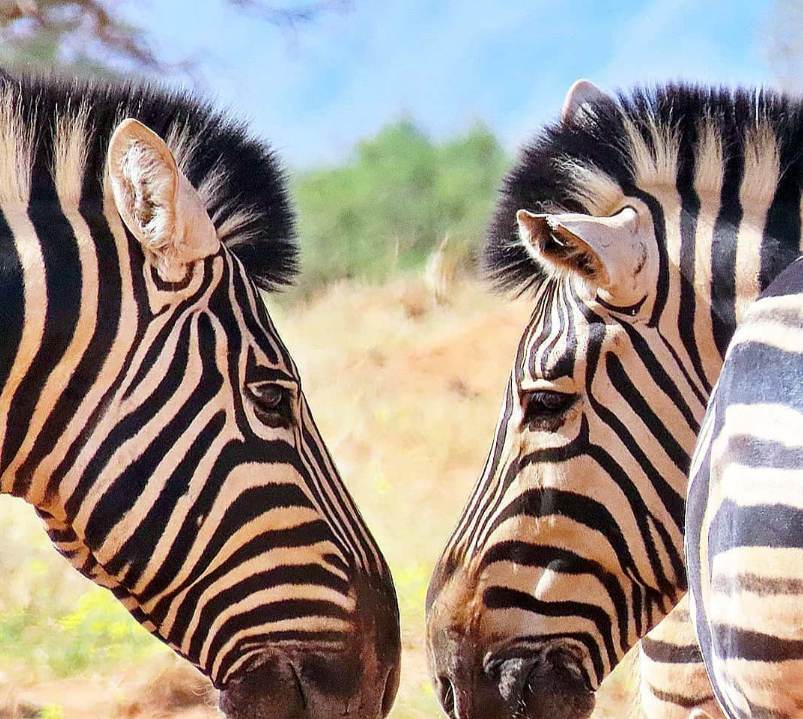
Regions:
[[140, 0, 777, 167]]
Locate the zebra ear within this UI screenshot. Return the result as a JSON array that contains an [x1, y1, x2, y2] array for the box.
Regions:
[[561, 79, 611, 121], [107, 118, 220, 282], [517, 207, 650, 304]]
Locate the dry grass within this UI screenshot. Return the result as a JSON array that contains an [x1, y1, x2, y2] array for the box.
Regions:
[[0, 276, 640, 718]]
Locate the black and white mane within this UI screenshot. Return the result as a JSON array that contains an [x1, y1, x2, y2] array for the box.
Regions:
[[0, 71, 297, 290], [487, 84, 803, 295]]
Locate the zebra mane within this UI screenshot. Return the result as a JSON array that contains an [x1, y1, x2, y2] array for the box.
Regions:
[[486, 83, 803, 294], [0, 71, 297, 291]]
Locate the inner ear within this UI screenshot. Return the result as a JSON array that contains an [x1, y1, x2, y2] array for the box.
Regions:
[[125, 145, 177, 249], [561, 79, 613, 122], [517, 207, 650, 306], [107, 118, 220, 282], [538, 223, 605, 281], [517, 211, 607, 284], [108, 119, 179, 250]]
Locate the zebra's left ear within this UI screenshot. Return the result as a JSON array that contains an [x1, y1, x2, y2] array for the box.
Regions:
[[107, 118, 220, 282], [517, 207, 651, 304]]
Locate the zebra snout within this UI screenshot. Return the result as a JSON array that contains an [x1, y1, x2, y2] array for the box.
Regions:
[[218, 655, 305, 719], [218, 571, 400, 719], [217, 649, 399, 719], [429, 637, 595, 719], [488, 647, 595, 719]]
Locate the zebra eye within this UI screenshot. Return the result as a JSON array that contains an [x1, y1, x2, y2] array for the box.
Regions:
[[247, 383, 293, 428], [522, 390, 577, 431]]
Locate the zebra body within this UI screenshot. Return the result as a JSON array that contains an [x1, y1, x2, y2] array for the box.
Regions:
[[0, 73, 399, 719], [639, 595, 723, 719], [426, 80, 803, 719], [686, 257, 803, 719]]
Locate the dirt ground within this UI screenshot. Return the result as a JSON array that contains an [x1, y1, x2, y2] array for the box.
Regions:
[[0, 277, 640, 719]]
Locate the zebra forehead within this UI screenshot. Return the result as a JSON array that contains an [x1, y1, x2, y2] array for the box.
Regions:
[[0, 71, 297, 292], [486, 83, 800, 295]]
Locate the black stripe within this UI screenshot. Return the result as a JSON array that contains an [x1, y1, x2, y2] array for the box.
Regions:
[[204, 598, 352, 680], [17, 198, 123, 494], [159, 520, 337, 637], [646, 683, 714, 709], [185, 564, 350, 662], [709, 140, 743, 359], [481, 541, 631, 653], [640, 636, 702, 663], [7, 183, 82, 490], [709, 501, 803, 553], [605, 352, 691, 474], [712, 623, 803, 662], [760, 141, 803, 290], [712, 572, 803, 596], [483, 586, 617, 673], [675, 123, 713, 395], [44, 230, 150, 501], [100, 411, 225, 584], [0, 208, 24, 421]]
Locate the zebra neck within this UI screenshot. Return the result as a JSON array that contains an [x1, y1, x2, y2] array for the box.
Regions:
[[0, 191, 141, 510], [666, 191, 803, 397]]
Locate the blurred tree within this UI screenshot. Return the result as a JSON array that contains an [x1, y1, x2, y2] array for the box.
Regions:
[[0, 0, 351, 77], [293, 118, 509, 293]]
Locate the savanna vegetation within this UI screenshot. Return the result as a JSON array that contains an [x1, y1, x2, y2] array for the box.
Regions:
[[291, 119, 508, 292]]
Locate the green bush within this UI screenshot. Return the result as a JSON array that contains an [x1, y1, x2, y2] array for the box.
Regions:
[[292, 119, 509, 294]]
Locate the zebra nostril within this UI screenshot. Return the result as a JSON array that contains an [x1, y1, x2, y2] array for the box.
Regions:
[[436, 675, 457, 718]]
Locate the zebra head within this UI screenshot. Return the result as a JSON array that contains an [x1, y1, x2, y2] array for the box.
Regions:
[[0, 77, 400, 719], [426, 80, 803, 719]]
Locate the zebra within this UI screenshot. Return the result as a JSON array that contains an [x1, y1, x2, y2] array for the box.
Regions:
[[639, 595, 723, 719], [425, 79, 803, 719], [685, 256, 803, 719], [0, 73, 400, 719]]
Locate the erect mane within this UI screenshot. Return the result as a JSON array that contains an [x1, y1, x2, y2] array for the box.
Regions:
[[0, 71, 297, 291], [486, 83, 803, 295]]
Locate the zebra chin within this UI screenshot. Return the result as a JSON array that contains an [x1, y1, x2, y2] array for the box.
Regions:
[[429, 637, 595, 719]]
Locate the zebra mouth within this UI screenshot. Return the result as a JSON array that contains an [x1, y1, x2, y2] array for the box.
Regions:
[[484, 642, 596, 719], [218, 656, 306, 719]]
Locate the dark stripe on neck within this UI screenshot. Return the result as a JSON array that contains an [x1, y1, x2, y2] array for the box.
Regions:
[[0, 208, 24, 429], [760, 158, 802, 291], [17, 196, 123, 495], [7, 175, 82, 492], [626, 188, 669, 328], [709, 141, 743, 358], [675, 126, 713, 394]]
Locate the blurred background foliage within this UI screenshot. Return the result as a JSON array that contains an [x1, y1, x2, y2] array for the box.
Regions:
[[0, 0, 511, 297], [292, 118, 508, 292]]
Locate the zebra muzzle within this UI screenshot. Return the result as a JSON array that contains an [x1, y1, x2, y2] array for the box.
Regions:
[[431, 639, 595, 719]]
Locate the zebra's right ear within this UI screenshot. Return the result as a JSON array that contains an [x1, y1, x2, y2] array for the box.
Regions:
[[517, 207, 652, 304], [107, 118, 220, 282]]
